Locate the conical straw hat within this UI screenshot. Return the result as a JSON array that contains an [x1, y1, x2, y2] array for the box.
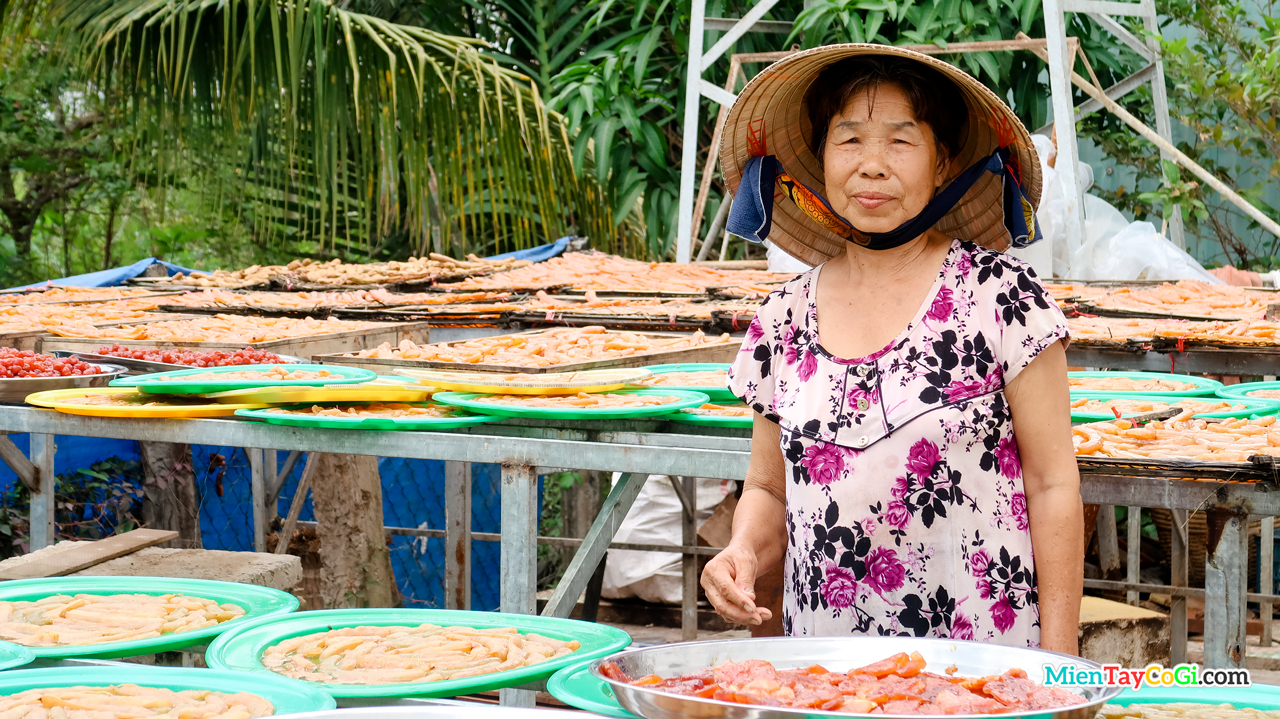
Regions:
[[720, 43, 1042, 266]]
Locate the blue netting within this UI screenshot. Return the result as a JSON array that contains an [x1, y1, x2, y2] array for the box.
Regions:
[[5, 436, 526, 612], [0, 435, 141, 494]]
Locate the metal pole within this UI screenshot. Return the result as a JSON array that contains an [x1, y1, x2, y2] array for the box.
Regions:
[[445, 461, 472, 611], [1042, 0, 1087, 259], [1126, 506, 1141, 605], [681, 475, 699, 641], [1204, 510, 1248, 668], [499, 464, 539, 708], [1263, 516, 1275, 647], [1170, 508, 1188, 664], [248, 448, 266, 553], [675, 0, 708, 263], [1139, 0, 1185, 249], [28, 435, 55, 551]]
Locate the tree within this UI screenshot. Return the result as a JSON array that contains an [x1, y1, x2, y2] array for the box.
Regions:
[[0, 47, 117, 282]]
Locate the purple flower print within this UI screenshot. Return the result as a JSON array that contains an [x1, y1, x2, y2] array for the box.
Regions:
[[891, 475, 909, 499], [969, 549, 991, 578], [990, 596, 1017, 634], [950, 611, 975, 641], [927, 286, 954, 322], [802, 442, 846, 486], [977, 578, 992, 599], [862, 517, 877, 538], [1011, 492, 1029, 531], [797, 351, 818, 381], [783, 341, 799, 366], [905, 438, 940, 478], [956, 251, 973, 274], [884, 500, 910, 529], [996, 435, 1021, 479], [746, 320, 764, 344], [821, 562, 858, 609], [864, 547, 906, 594]]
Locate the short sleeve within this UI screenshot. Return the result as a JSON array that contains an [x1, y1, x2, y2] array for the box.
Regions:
[[989, 258, 1069, 384], [726, 282, 798, 423]]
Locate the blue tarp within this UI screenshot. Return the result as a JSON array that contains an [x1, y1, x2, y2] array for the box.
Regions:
[[8, 257, 200, 291], [487, 236, 573, 264]]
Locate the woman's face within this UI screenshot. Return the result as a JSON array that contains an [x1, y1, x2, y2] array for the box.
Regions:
[[821, 83, 952, 234]]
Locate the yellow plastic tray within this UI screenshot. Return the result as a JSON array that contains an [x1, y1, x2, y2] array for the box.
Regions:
[[393, 367, 653, 395], [25, 387, 268, 417], [205, 378, 433, 405]]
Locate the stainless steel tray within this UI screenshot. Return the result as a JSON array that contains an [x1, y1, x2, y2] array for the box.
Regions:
[[0, 363, 129, 405], [51, 351, 307, 376], [593, 637, 1121, 719], [285, 706, 587, 718]]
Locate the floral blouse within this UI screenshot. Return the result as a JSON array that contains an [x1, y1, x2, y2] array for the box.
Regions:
[[728, 240, 1068, 647]]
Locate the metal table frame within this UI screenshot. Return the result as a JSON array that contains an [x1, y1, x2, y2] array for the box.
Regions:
[[1, 408, 1277, 677]]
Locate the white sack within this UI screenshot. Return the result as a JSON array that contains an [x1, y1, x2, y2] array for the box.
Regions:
[[765, 240, 813, 273], [602, 475, 732, 604], [1070, 195, 1221, 283]]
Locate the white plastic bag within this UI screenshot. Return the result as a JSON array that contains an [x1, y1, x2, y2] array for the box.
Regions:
[[602, 475, 732, 604], [1070, 195, 1221, 283], [765, 240, 813, 273]]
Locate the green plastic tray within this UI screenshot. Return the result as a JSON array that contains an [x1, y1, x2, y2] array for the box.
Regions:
[[433, 389, 710, 420], [1068, 371, 1222, 397], [1111, 683, 1280, 709], [632, 363, 736, 402], [0, 666, 335, 713], [0, 641, 33, 671], [548, 659, 636, 718], [668, 406, 753, 428], [0, 576, 299, 658], [205, 608, 633, 699], [111, 364, 377, 395], [1219, 380, 1280, 401], [1069, 392, 1280, 422], [235, 403, 498, 430]]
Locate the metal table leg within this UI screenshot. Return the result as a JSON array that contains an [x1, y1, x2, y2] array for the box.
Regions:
[[28, 435, 55, 551], [445, 461, 472, 610], [500, 464, 538, 708], [1170, 508, 1188, 665], [1126, 505, 1141, 605], [1204, 509, 1248, 668], [681, 475, 698, 641], [542, 473, 646, 618], [1263, 516, 1275, 647], [248, 448, 267, 552]]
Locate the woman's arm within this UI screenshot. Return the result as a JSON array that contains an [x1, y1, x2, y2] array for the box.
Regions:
[[1006, 340, 1083, 655], [701, 412, 788, 626]]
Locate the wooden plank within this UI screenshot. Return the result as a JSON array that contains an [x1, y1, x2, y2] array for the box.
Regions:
[[0, 529, 179, 580], [0, 436, 37, 492], [315, 329, 740, 374]]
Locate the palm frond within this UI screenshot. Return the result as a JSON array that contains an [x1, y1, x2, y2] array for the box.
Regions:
[[44, 0, 621, 257]]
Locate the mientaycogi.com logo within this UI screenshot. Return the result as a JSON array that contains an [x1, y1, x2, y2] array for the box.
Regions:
[[1043, 663, 1251, 690]]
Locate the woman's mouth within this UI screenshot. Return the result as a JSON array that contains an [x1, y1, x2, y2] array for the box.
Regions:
[[852, 192, 895, 209]]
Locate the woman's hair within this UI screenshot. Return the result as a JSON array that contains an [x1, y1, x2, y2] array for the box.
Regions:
[[805, 56, 967, 165]]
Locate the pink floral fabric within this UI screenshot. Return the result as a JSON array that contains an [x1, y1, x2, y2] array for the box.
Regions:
[[728, 240, 1068, 648]]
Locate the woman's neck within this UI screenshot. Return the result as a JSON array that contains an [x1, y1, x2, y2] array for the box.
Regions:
[[827, 229, 952, 285]]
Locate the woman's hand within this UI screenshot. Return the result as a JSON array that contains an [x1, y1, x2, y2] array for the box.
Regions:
[[702, 412, 788, 626], [702, 542, 772, 626]]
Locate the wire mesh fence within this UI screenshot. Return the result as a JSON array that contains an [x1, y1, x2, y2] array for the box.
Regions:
[[2, 435, 529, 611]]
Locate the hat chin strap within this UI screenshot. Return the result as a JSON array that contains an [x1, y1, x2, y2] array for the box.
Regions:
[[727, 147, 1042, 253]]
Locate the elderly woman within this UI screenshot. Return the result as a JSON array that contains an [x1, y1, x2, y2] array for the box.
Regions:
[[701, 45, 1083, 654]]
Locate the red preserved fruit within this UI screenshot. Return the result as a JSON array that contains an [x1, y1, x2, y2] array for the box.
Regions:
[[0, 348, 105, 378], [93, 345, 288, 368]]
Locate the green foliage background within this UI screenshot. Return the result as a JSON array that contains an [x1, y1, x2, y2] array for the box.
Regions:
[[0, 0, 1275, 282]]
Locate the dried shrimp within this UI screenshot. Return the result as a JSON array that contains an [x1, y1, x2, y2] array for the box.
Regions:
[[0, 685, 274, 718], [1092, 280, 1271, 319], [1098, 703, 1280, 717], [634, 370, 727, 387], [447, 252, 793, 293], [157, 368, 334, 382], [681, 403, 751, 417], [1068, 376, 1200, 393], [0, 593, 245, 647], [266, 403, 458, 418], [350, 327, 732, 368], [475, 392, 680, 408], [1070, 398, 1246, 416], [160, 288, 509, 310], [1072, 415, 1280, 462], [48, 315, 380, 343], [262, 624, 579, 684]]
